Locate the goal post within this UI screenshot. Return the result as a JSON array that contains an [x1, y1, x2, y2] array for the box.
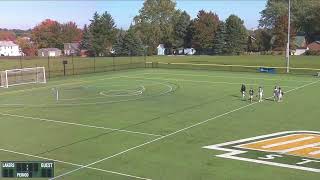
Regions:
[[0, 67, 46, 88]]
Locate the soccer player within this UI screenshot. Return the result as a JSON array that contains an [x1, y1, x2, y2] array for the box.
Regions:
[[258, 86, 263, 102], [273, 86, 278, 102], [249, 88, 254, 103], [240, 84, 246, 100], [278, 87, 284, 102]]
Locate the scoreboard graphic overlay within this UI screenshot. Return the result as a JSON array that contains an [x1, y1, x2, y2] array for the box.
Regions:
[[204, 131, 320, 173], [1, 161, 54, 178]]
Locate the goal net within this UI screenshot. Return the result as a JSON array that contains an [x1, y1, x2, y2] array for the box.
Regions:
[[0, 67, 46, 88]]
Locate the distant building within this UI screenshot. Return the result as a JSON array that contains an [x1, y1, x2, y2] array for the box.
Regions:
[[294, 35, 308, 55], [157, 44, 165, 55], [307, 41, 320, 51], [38, 48, 61, 57], [64, 43, 80, 56], [0, 41, 22, 56]]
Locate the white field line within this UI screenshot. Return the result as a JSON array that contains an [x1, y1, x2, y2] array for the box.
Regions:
[[280, 142, 320, 153], [142, 72, 314, 83], [53, 77, 320, 179], [0, 73, 139, 96], [262, 136, 315, 148], [0, 112, 163, 137], [0, 148, 151, 180], [125, 76, 294, 88]]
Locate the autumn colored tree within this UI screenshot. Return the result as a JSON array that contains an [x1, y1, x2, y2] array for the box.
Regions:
[[31, 19, 82, 50], [191, 10, 219, 54], [0, 31, 16, 41], [15, 37, 37, 56], [272, 15, 295, 51]]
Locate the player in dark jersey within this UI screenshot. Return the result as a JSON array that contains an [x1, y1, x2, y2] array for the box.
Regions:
[[240, 84, 246, 100], [249, 88, 254, 103]]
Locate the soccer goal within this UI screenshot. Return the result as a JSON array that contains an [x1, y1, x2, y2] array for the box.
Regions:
[[0, 67, 46, 88]]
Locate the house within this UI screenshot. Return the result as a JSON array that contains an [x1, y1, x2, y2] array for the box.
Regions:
[[294, 35, 308, 55], [157, 44, 165, 55], [38, 48, 61, 57], [64, 43, 80, 56], [0, 41, 22, 56], [307, 41, 320, 51]]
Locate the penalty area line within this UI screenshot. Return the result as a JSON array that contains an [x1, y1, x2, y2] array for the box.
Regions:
[[0, 148, 151, 180], [53, 79, 320, 179], [0, 112, 163, 137]]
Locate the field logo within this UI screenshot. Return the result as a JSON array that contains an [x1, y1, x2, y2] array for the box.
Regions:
[[204, 131, 320, 172]]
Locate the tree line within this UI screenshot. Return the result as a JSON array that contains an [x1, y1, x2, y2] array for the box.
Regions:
[[1, 0, 320, 56]]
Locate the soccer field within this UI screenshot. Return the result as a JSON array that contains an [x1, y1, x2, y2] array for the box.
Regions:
[[0, 68, 319, 180]]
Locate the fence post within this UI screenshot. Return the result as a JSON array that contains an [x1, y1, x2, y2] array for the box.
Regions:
[[19, 56, 22, 69], [47, 56, 50, 79], [72, 54, 75, 75], [93, 56, 96, 72], [113, 55, 115, 71]]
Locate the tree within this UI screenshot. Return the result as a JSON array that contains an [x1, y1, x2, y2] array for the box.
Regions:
[[89, 11, 116, 56], [225, 15, 248, 55], [246, 29, 272, 52], [31, 19, 82, 50], [113, 29, 144, 56], [113, 30, 126, 55], [123, 29, 144, 56], [0, 31, 16, 41], [259, 0, 320, 42], [31, 19, 62, 49], [213, 21, 227, 55], [172, 10, 191, 48], [61, 22, 82, 43], [272, 15, 296, 50], [133, 0, 177, 53], [15, 37, 37, 56], [191, 10, 219, 54]]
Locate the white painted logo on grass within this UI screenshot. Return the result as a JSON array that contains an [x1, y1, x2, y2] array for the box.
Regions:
[[203, 131, 320, 173]]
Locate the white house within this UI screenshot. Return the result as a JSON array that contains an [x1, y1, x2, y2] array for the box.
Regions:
[[157, 44, 165, 55], [0, 41, 22, 56]]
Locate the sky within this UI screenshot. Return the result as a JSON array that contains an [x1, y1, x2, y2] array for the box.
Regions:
[[0, 0, 267, 30]]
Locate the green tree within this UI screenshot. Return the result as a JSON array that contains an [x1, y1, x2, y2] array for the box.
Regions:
[[61, 22, 82, 43], [272, 15, 296, 50], [213, 21, 227, 55], [113, 30, 126, 55], [225, 15, 248, 55], [80, 24, 93, 54], [89, 11, 116, 56], [191, 10, 219, 54], [172, 10, 191, 48], [123, 29, 144, 56], [133, 0, 177, 54], [259, 0, 320, 41]]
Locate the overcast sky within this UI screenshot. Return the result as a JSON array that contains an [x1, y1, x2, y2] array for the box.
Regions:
[[0, 0, 266, 30]]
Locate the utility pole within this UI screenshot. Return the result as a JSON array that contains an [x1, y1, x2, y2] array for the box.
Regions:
[[286, 0, 291, 73]]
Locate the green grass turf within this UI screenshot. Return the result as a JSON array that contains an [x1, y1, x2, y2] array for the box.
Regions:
[[0, 55, 320, 77], [0, 68, 319, 179]]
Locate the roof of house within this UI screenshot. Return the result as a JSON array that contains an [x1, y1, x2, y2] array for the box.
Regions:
[[307, 41, 320, 51], [0, 41, 18, 47], [157, 44, 165, 49], [38, 48, 61, 52], [64, 43, 80, 50]]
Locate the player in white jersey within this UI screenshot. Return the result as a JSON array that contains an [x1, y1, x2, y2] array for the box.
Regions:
[[273, 86, 278, 101], [278, 87, 283, 102], [258, 86, 264, 102]]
